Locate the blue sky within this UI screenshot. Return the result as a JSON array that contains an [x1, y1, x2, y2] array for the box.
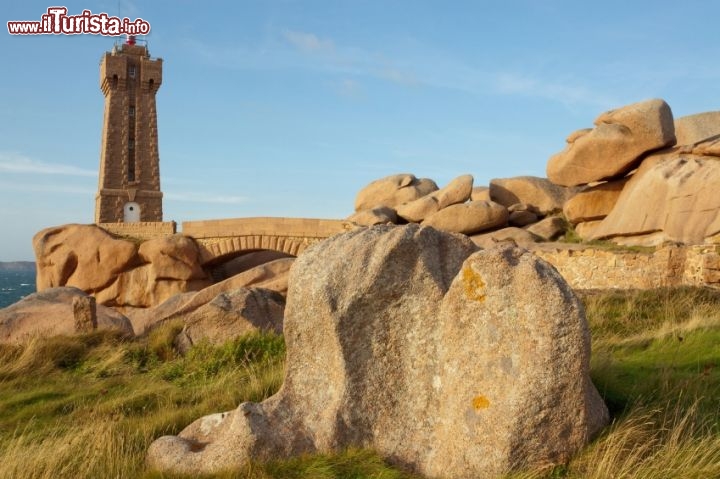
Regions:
[[1, 0, 719, 260]]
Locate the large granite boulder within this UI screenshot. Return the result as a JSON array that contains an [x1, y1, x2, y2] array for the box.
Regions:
[[346, 206, 398, 226], [395, 195, 441, 223], [674, 111, 720, 145], [33, 225, 211, 310], [469, 227, 539, 249], [471, 186, 491, 202], [175, 288, 285, 354], [421, 200, 508, 235], [508, 203, 539, 226], [563, 178, 628, 224], [0, 287, 133, 343], [138, 235, 207, 281], [396, 174, 474, 222], [547, 99, 676, 186], [575, 220, 604, 240], [424, 243, 608, 478], [525, 216, 567, 241], [147, 225, 608, 477], [590, 153, 720, 245], [490, 176, 580, 215], [34, 224, 137, 292], [354, 174, 438, 211]]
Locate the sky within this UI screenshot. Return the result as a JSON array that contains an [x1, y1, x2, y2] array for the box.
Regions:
[[1, 0, 719, 260]]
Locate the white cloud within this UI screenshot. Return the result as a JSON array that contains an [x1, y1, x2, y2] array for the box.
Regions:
[[494, 72, 619, 109], [0, 153, 96, 177], [282, 29, 334, 53], [184, 30, 617, 110]]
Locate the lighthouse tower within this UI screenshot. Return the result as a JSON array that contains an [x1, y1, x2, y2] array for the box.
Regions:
[[95, 36, 163, 223]]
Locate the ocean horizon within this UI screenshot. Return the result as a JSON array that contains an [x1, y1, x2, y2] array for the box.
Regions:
[[0, 269, 36, 309]]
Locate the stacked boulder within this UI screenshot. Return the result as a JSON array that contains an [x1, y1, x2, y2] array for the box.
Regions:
[[547, 99, 720, 246], [349, 173, 578, 246]]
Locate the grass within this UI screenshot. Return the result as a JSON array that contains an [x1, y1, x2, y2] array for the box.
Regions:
[[1, 287, 719, 478]]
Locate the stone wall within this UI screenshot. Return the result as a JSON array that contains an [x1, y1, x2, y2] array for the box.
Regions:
[[532, 243, 720, 290], [97, 221, 176, 241]]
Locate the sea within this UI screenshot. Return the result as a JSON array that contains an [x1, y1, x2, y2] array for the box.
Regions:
[[0, 269, 36, 309]]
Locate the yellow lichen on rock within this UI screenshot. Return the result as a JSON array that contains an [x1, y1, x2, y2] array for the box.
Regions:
[[462, 265, 486, 301], [473, 395, 490, 410]]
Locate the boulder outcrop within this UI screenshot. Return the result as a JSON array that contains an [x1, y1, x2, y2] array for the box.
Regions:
[[34, 224, 137, 292], [354, 174, 438, 211], [674, 111, 720, 145], [127, 258, 294, 335], [33, 225, 211, 310], [547, 99, 676, 186], [175, 288, 285, 354], [138, 235, 206, 281], [471, 185, 491, 202], [563, 178, 628, 224], [470, 226, 539, 248], [490, 176, 579, 214], [508, 204, 539, 226], [575, 220, 604, 240], [346, 206, 398, 226], [589, 153, 720, 245], [395, 195, 440, 222], [526, 216, 567, 241], [422, 200, 508, 235], [0, 287, 133, 343], [396, 174, 473, 222], [147, 225, 608, 477]]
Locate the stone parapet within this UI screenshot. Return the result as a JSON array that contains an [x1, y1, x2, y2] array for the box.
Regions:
[[182, 217, 353, 239], [183, 217, 354, 265]]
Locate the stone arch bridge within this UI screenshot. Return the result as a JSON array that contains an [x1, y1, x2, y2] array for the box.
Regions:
[[182, 217, 354, 266]]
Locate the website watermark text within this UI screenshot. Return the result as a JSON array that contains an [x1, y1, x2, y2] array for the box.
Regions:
[[8, 7, 150, 36]]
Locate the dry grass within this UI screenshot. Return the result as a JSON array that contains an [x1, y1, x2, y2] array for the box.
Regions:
[[569, 401, 720, 479], [1, 287, 719, 478], [0, 329, 287, 479], [509, 287, 720, 479]]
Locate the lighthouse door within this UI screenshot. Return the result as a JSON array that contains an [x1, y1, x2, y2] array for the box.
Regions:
[[123, 202, 141, 222]]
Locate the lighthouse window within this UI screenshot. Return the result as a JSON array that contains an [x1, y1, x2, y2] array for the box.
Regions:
[[129, 139, 134, 149], [129, 66, 136, 78], [129, 106, 135, 117]]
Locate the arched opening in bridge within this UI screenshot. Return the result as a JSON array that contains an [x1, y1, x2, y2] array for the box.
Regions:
[[206, 249, 296, 283]]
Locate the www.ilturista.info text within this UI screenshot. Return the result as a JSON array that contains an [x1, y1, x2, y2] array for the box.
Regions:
[[7, 7, 150, 35]]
